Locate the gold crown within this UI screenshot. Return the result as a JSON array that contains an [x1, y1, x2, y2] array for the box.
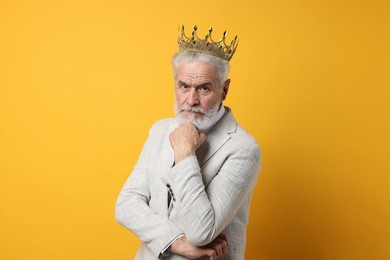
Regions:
[[178, 25, 239, 61]]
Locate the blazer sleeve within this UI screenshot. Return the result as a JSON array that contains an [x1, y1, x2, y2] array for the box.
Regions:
[[160, 142, 261, 246], [115, 121, 184, 257]]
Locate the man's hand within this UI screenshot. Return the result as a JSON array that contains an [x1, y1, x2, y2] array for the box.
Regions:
[[169, 123, 206, 163], [170, 234, 228, 260]]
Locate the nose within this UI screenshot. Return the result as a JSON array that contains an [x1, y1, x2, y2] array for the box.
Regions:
[[186, 88, 200, 106]]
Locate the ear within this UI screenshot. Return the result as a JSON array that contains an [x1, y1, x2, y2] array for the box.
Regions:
[[222, 79, 231, 101]]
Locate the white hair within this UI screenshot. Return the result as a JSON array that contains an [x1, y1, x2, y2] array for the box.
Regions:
[[172, 52, 230, 86], [174, 100, 220, 131]]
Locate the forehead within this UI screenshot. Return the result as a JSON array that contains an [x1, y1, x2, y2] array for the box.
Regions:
[[176, 61, 218, 84]]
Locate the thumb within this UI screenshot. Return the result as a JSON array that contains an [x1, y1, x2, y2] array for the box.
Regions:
[[198, 132, 207, 146]]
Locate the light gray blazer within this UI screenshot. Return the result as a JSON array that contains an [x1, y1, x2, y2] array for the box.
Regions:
[[116, 107, 261, 259]]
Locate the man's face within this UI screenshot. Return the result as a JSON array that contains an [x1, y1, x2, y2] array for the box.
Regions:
[[174, 61, 229, 130]]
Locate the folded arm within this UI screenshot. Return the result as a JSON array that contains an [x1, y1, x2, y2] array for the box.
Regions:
[[115, 121, 235, 259], [115, 122, 184, 257], [163, 123, 261, 246]]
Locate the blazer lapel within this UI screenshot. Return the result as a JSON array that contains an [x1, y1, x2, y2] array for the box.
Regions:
[[196, 107, 238, 166]]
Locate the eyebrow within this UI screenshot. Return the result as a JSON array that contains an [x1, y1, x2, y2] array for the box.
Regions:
[[178, 80, 212, 88], [178, 80, 188, 86], [197, 82, 212, 88]]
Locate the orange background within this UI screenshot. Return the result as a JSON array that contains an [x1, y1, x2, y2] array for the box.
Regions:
[[0, 0, 389, 259]]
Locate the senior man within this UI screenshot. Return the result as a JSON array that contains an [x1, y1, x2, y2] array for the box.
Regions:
[[115, 25, 261, 259]]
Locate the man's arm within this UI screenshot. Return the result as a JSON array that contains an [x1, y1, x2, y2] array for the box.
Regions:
[[115, 121, 184, 257], [163, 123, 261, 246], [169, 234, 229, 260], [115, 121, 230, 259]]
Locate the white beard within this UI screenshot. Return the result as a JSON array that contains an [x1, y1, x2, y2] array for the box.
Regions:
[[174, 102, 220, 131]]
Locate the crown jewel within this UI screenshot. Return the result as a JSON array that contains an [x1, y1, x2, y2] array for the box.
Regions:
[[178, 25, 239, 61]]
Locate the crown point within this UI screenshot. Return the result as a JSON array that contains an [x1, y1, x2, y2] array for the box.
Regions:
[[178, 25, 238, 61]]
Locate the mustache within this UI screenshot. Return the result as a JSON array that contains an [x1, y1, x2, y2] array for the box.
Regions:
[[177, 105, 206, 115]]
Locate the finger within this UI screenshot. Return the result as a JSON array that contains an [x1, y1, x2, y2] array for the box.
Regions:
[[205, 248, 217, 260], [219, 239, 229, 255], [198, 132, 206, 146], [221, 238, 228, 255], [209, 242, 221, 256], [186, 122, 198, 131], [207, 240, 221, 256], [213, 238, 227, 256], [212, 235, 228, 256], [218, 233, 228, 247]]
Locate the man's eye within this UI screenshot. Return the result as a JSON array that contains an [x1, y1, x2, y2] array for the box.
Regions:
[[199, 86, 210, 92]]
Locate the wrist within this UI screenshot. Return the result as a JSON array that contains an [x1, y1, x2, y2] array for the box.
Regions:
[[174, 151, 195, 164], [170, 236, 185, 254], [161, 234, 185, 258]]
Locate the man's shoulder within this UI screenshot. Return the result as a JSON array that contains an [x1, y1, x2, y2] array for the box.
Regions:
[[235, 124, 259, 147], [222, 107, 260, 148], [148, 117, 176, 134]]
